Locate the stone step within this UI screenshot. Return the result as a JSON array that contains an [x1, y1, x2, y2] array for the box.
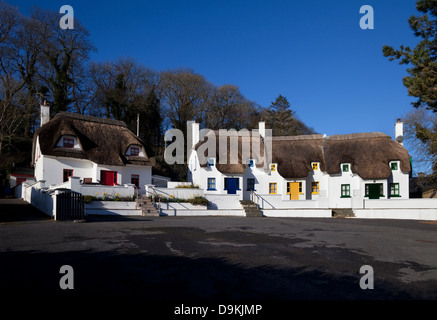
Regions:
[[332, 209, 355, 218]]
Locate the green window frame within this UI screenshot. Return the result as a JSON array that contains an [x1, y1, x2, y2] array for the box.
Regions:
[[341, 184, 351, 198], [207, 178, 216, 190], [390, 162, 398, 170], [342, 164, 349, 172], [365, 184, 384, 197], [390, 183, 400, 197]]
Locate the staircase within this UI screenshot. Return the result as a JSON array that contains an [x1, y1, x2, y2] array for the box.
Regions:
[[332, 208, 355, 218], [136, 196, 160, 216], [240, 200, 262, 217]]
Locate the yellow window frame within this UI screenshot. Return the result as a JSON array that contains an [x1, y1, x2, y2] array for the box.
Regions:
[[312, 163, 319, 170], [269, 183, 277, 194], [311, 182, 319, 194], [270, 164, 277, 172]]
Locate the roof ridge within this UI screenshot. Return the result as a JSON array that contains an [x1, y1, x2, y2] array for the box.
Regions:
[[327, 132, 389, 140], [55, 112, 127, 127]]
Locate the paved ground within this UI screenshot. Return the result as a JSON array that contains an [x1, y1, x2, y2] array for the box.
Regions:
[[1, 199, 437, 309]]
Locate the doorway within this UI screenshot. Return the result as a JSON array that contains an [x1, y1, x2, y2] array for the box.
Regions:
[[224, 178, 239, 194], [287, 182, 300, 200], [100, 170, 117, 186]]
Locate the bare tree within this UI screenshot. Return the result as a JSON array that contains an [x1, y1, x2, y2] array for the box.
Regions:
[[0, 2, 27, 154], [403, 107, 437, 176], [205, 84, 259, 130], [160, 69, 212, 132], [29, 7, 95, 113]]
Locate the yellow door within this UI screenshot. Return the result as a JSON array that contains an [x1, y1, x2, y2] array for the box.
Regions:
[[287, 182, 299, 200]]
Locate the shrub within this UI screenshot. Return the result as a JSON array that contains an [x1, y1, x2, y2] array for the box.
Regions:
[[175, 184, 200, 189]]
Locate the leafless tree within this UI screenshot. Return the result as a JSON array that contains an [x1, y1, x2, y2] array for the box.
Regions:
[[160, 69, 212, 132]]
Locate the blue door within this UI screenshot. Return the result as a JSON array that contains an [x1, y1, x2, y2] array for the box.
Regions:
[[225, 178, 238, 194]]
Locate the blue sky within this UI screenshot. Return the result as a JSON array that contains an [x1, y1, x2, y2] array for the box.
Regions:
[[10, 0, 420, 139]]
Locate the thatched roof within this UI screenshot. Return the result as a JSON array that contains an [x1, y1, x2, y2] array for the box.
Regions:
[[195, 131, 411, 179], [32, 112, 154, 167]]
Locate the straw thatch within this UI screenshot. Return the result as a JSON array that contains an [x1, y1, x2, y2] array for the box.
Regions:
[[194, 131, 411, 179], [32, 112, 153, 167], [195, 130, 266, 174]]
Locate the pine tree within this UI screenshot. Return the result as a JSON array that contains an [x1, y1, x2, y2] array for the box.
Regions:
[[265, 95, 297, 136], [383, 0, 437, 112]]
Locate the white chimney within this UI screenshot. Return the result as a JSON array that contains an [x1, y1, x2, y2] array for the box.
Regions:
[[40, 101, 50, 126], [395, 118, 404, 146], [258, 121, 266, 139]]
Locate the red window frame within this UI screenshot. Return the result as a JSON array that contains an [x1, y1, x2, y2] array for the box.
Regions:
[[63, 169, 73, 182], [63, 137, 75, 148], [130, 146, 140, 156], [131, 174, 140, 189]]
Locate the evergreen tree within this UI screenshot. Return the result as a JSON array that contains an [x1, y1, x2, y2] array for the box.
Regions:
[[383, 0, 437, 112], [265, 95, 314, 136]]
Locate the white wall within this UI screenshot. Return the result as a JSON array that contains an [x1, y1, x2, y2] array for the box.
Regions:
[[38, 155, 151, 194]]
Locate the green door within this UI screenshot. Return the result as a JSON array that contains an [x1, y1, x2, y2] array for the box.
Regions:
[[368, 184, 381, 199]]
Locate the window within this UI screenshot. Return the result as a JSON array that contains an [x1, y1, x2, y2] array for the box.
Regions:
[[341, 184, 351, 198], [342, 164, 349, 172], [63, 169, 73, 182], [312, 163, 319, 170], [269, 183, 277, 194], [390, 183, 400, 197], [248, 159, 254, 167], [131, 174, 139, 188], [270, 164, 277, 171], [287, 182, 303, 193], [247, 178, 255, 191], [390, 162, 398, 170], [365, 184, 384, 197], [130, 146, 140, 156], [207, 158, 215, 167], [63, 137, 74, 148], [207, 178, 216, 190], [224, 178, 240, 190], [311, 182, 319, 194]]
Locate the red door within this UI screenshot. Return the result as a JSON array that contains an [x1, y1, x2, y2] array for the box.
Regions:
[[101, 170, 117, 186]]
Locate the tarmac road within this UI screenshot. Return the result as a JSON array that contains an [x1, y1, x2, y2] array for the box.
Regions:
[[1, 199, 437, 309]]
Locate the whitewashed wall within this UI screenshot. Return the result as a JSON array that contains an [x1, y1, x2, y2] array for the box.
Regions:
[[35, 155, 151, 194]]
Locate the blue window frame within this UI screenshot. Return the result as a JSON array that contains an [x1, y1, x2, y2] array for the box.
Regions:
[[207, 178, 216, 190]]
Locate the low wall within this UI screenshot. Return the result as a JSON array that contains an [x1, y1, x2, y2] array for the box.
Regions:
[[160, 202, 207, 210], [253, 194, 320, 209], [160, 209, 245, 217], [80, 184, 136, 198], [205, 194, 242, 210], [262, 209, 332, 218], [152, 187, 204, 199], [355, 208, 437, 220], [84, 201, 141, 216], [20, 181, 55, 217], [364, 198, 437, 209]]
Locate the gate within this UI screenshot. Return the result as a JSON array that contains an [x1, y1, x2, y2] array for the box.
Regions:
[[56, 191, 84, 221]]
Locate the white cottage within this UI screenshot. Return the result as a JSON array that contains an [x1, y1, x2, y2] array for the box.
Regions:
[[188, 121, 411, 209], [32, 105, 154, 194]]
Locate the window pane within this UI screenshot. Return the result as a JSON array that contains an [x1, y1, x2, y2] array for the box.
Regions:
[[208, 178, 216, 190]]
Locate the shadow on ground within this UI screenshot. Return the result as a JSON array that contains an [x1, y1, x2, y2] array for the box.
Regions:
[[1, 248, 428, 305], [0, 199, 50, 222]]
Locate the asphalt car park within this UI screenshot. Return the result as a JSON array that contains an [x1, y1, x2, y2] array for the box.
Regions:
[[1, 199, 437, 310]]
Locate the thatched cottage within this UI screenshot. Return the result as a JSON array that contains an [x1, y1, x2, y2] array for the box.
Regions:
[[32, 105, 154, 194], [188, 121, 411, 209]]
